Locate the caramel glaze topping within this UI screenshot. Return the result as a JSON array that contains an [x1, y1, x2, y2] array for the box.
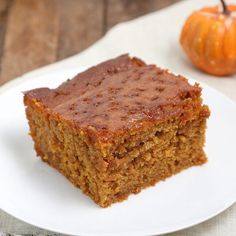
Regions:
[[25, 54, 205, 142]]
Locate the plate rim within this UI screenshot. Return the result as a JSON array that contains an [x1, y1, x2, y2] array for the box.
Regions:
[[1, 197, 236, 236]]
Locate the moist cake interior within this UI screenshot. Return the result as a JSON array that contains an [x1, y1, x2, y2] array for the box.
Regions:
[[24, 54, 210, 207]]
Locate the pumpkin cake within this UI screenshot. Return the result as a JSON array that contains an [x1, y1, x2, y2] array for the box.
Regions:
[[23, 54, 210, 207]]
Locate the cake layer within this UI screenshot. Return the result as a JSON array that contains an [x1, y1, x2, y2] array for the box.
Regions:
[[24, 54, 210, 207], [25, 95, 207, 207]]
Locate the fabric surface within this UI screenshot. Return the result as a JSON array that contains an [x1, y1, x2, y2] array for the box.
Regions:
[[1, 0, 236, 235]]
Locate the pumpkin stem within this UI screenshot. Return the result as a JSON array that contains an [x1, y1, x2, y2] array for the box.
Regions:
[[220, 0, 230, 15]]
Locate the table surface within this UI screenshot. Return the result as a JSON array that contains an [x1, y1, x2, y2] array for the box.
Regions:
[[0, 0, 181, 86]]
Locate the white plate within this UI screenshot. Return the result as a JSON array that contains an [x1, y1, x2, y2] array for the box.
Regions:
[[0, 68, 236, 236]]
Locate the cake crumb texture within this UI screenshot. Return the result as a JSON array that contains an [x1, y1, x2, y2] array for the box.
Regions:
[[24, 54, 210, 207]]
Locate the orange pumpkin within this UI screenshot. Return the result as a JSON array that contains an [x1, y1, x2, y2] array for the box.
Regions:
[[180, 0, 236, 76]]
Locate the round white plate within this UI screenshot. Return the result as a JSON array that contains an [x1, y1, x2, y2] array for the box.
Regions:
[[0, 68, 236, 236]]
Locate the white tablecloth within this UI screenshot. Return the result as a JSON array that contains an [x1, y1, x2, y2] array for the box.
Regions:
[[1, 0, 236, 235]]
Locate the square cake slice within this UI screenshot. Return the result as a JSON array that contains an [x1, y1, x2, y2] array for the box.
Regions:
[[24, 54, 210, 207]]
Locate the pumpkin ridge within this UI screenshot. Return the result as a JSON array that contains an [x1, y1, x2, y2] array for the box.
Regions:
[[193, 15, 213, 68]]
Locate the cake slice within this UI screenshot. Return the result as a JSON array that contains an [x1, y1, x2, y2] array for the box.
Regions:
[[24, 54, 210, 207]]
